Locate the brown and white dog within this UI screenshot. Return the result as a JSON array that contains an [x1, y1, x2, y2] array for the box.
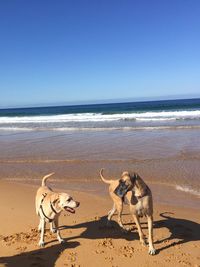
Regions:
[[100, 169, 156, 255], [35, 173, 80, 247]]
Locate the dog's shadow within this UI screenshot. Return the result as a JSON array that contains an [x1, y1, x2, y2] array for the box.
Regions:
[[60, 212, 200, 254], [154, 212, 200, 252], [1, 212, 199, 266], [0, 241, 80, 267], [0, 216, 135, 267], [60, 215, 137, 242]]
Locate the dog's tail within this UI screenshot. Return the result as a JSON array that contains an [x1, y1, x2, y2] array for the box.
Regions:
[[160, 212, 174, 219], [100, 168, 113, 184], [41, 172, 55, 186]]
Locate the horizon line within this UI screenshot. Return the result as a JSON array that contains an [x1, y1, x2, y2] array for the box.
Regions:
[[1, 95, 200, 110]]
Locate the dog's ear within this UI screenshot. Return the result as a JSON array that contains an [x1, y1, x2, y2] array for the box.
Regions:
[[52, 194, 60, 204], [53, 198, 59, 204], [121, 171, 129, 177], [134, 174, 147, 197], [130, 173, 137, 184], [118, 178, 123, 184]]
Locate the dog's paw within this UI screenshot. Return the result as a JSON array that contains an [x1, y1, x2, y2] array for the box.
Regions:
[[148, 247, 156, 255], [51, 228, 57, 234], [39, 241, 45, 247], [59, 239, 65, 244], [140, 238, 147, 247]]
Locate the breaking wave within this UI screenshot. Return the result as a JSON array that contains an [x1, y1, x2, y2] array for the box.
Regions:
[[175, 185, 200, 197], [0, 110, 200, 124]]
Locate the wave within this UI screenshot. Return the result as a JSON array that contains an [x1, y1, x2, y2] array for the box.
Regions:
[[0, 127, 34, 131], [0, 110, 200, 123], [1, 125, 200, 132], [175, 185, 200, 197]]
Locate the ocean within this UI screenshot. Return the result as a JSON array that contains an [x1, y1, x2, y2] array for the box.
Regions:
[[0, 98, 200, 209], [0, 98, 200, 131]]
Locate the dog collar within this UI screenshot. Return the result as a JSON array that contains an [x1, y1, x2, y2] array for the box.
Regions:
[[50, 202, 58, 214], [40, 194, 57, 223]]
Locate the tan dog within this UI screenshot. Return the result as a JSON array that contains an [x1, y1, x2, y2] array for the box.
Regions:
[[35, 173, 80, 247], [100, 169, 156, 255]]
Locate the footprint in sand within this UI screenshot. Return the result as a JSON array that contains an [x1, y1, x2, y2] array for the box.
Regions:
[[119, 245, 135, 258], [98, 238, 114, 249]]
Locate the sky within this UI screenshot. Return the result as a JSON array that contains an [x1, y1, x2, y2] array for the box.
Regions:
[[0, 0, 200, 108]]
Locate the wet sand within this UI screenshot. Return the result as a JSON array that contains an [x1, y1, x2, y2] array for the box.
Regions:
[[0, 128, 200, 209]]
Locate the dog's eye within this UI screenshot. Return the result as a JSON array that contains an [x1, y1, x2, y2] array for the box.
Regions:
[[67, 197, 72, 202]]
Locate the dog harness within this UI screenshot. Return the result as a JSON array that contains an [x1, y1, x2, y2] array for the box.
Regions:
[[39, 193, 58, 223]]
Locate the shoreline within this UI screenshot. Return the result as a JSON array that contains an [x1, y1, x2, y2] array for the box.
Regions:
[[0, 128, 200, 198], [1, 175, 199, 211], [0, 180, 200, 267]]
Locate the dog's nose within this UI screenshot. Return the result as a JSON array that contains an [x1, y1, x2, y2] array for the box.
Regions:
[[76, 201, 80, 207]]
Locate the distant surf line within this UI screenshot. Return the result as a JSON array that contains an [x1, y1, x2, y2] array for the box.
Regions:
[[1, 110, 200, 124]]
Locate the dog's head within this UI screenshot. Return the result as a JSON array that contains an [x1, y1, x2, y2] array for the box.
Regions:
[[54, 193, 80, 214], [114, 171, 137, 198]]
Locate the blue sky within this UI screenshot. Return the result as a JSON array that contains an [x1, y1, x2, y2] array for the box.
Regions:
[[0, 0, 200, 108]]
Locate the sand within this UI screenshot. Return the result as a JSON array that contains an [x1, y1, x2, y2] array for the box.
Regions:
[[0, 180, 200, 267]]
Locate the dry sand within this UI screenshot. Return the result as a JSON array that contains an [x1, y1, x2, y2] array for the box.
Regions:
[[0, 180, 200, 267]]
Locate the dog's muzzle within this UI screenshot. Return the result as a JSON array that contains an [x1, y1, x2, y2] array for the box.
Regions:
[[75, 201, 80, 208], [114, 182, 130, 198], [64, 201, 80, 214]]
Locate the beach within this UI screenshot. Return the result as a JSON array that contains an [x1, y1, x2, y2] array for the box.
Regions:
[[0, 180, 200, 267], [1, 0, 200, 263], [0, 127, 200, 267], [0, 100, 200, 266]]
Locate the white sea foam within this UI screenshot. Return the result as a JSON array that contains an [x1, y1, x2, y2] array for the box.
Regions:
[[0, 127, 34, 131], [136, 118, 176, 121], [0, 110, 200, 124], [175, 185, 200, 197], [134, 110, 200, 121], [1, 125, 200, 132]]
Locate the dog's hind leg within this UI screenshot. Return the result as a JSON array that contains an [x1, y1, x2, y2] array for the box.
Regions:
[[107, 200, 125, 230], [107, 203, 116, 225], [108, 201, 126, 230], [50, 221, 56, 233], [115, 201, 126, 230], [38, 219, 46, 247], [147, 215, 156, 255]]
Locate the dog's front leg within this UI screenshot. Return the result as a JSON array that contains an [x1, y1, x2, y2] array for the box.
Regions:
[[39, 218, 46, 247], [54, 217, 64, 244], [38, 219, 42, 232], [147, 215, 156, 255], [132, 214, 147, 246]]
